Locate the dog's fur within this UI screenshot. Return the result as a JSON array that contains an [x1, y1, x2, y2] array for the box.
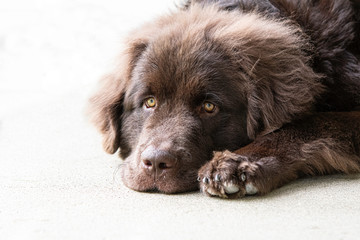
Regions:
[[89, 0, 360, 197]]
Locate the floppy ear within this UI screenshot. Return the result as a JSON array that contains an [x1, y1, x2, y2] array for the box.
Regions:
[[88, 38, 148, 154], [239, 22, 324, 138], [210, 11, 324, 139]]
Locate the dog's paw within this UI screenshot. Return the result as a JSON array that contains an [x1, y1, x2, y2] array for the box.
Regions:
[[198, 150, 259, 198]]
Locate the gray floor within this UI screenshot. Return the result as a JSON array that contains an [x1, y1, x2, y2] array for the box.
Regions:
[[1, 1, 360, 239]]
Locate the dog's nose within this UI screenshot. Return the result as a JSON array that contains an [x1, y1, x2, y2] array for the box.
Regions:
[[141, 145, 176, 172]]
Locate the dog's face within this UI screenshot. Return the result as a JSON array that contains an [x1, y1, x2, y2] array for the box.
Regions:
[[89, 5, 323, 193], [119, 33, 251, 192]]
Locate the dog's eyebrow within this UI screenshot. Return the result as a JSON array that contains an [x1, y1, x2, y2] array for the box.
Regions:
[[124, 80, 150, 110], [204, 93, 222, 105]]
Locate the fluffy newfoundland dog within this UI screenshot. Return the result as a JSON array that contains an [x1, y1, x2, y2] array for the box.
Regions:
[[89, 0, 360, 198]]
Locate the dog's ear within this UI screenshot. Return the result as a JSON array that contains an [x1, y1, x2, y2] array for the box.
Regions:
[[211, 12, 324, 139], [88, 38, 148, 154], [239, 22, 324, 139]]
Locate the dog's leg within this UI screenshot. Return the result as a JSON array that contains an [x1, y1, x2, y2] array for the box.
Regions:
[[198, 112, 360, 198]]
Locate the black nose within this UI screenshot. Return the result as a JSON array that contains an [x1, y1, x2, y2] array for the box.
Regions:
[[141, 145, 176, 172]]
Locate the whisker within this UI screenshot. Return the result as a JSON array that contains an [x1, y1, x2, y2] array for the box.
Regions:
[[112, 162, 126, 184]]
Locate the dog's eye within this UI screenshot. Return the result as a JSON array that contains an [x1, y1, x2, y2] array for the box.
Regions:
[[144, 97, 156, 108], [203, 102, 216, 113]]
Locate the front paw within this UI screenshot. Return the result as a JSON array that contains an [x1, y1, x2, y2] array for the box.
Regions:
[[198, 150, 259, 198]]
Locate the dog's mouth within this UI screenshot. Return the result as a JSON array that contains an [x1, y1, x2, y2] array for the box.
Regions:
[[120, 161, 201, 194]]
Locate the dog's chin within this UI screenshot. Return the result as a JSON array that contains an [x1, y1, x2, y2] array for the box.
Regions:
[[122, 177, 200, 194], [120, 167, 200, 194]]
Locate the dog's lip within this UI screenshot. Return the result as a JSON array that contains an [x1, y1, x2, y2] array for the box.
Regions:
[[155, 173, 200, 193], [123, 171, 200, 194]]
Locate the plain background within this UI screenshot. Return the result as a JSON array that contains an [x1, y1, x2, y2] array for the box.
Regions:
[[1, 1, 360, 239], [0, 0, 175, 117]]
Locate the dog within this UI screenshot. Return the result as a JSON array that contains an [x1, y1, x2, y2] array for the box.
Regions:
[[88, 0, 360, 198]]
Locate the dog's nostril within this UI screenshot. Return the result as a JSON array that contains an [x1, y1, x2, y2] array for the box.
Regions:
[[143, 160, 153, 167], [159, 162, 169, 169], [142, 159, 172, 170]]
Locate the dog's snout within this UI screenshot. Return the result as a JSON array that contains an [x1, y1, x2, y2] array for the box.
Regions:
[[141, 145, 176, 172]]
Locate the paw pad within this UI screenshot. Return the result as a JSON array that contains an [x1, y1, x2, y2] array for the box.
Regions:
[[223, 182, 240, 194]]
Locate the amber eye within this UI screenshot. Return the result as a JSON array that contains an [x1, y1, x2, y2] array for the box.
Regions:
[[203, 102, 216, 113], [144, 97, 156, 108]]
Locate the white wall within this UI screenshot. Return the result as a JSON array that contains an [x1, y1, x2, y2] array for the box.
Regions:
[[0, 0, 180, 117]]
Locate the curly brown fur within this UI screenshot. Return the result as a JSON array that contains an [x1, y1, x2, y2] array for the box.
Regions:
[[88, 0, 360, 196]]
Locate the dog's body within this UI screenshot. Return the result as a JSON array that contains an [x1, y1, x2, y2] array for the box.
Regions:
[[89, 0, 360, 198]]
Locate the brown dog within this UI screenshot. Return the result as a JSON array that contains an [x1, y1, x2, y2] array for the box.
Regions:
[[89, 0, 360, 198]]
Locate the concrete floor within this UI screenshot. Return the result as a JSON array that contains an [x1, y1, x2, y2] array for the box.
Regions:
[[1, 1, 360, 239]]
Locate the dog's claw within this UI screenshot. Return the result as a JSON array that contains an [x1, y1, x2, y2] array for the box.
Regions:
[[203, 177, 209, 184], [215, 174, 221, 182], [241, 173, 246, 182]]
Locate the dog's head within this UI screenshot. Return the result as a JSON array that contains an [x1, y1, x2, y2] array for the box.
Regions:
[[88, 5, 323, 193]]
